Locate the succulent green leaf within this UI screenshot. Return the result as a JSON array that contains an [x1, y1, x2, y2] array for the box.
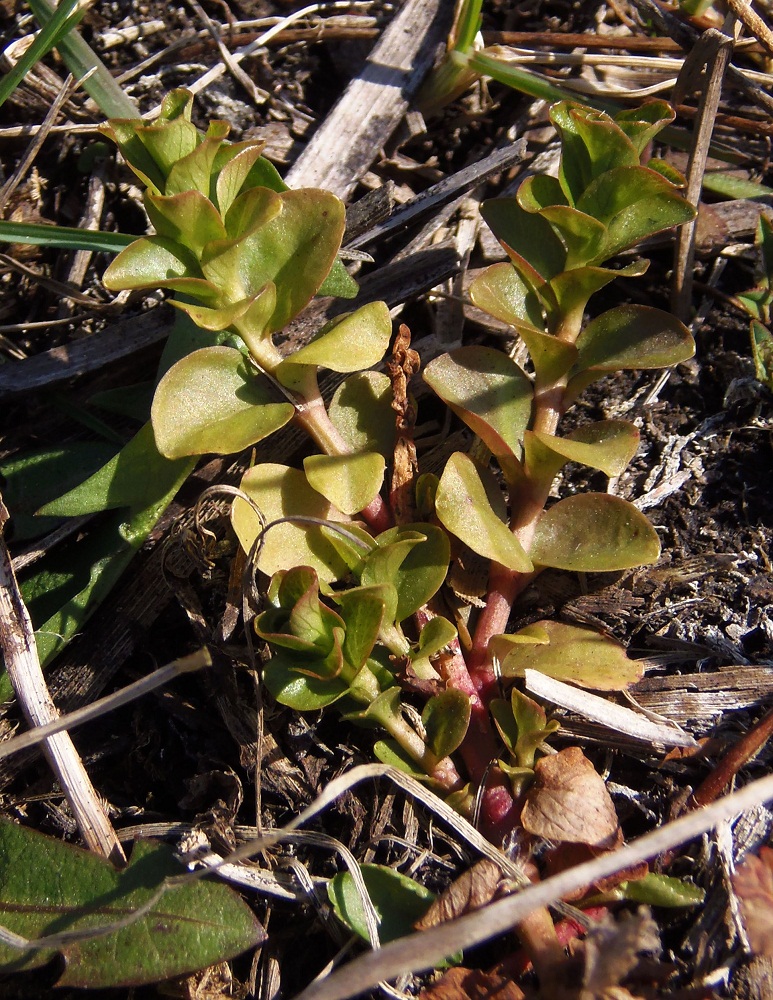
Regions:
[[164, 128, 228, 196], [491, 619, 644, 690], [537, 205, 607, 269], [490, 698, 519, 755], [101, 118, 167, 193], [373, 523, 451, 620], [102, 236, 204, 292], [144, 190, 226, 256], [517, 174, 568, 212], [373, 740, 430, 780], [617, 872, 704, 907], [262, 652, 349, 709], [550, 103, 639, 205], [360, 533, 426, 624], [468, 262, 545, 337], [417, 616, 457, 657], [545, 260, 649, 335], [0, 823, 264, 987], [303, 452, 385, 515], [737, 289, 771, 323], [423, 346, 533, 481], [530, 493, 660, 571], [328, 864, 434, 945], [334, 587, 387, 670], [214, 142, 267, 215], [319, 522, 376, 573], [572, 304, 694, 384], [526, 420, 640, 480], [318, 258, 359, 298], [221, 185, 283, 242], [751, 320, 773, 388], [151, 346, 294, 458], [170, 286, 273, 334], [38, 422, 191, 515], [277, 301, 391, 383], [520, 328, 578, 385], [422, 689, 471, 758], [233, 464, 349, 582], [135, 116, 200, 185], [577, 166, 696, 260], [328, 371, 395, 457], [480, 198, 566, 281], [435, 453, 533, 573], [614, 101, 675, 156]]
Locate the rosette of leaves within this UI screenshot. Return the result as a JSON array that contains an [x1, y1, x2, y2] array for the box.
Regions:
[[424, 101, 697, 580]]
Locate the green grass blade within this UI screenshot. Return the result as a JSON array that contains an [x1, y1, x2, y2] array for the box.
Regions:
[[0, 0, 82, 109], [28, 0, 138, 118], [0, 220, 134, 253]]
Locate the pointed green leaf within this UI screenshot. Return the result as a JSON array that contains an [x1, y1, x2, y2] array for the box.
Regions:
[[373, 739, 430, 780], [526, 420, 640, 479], [519, 327, 578, 384], [424, 347, 533, 481], [328, 371, 395, 457], [262, 652, 349, 709], [277, 301, 391, 381], [0, 220, 133, 254], [480, 197, 566, 281], [416, 615, 457, 657], [374, 523, 451, 620], [618, 872, 704, 907], [303, 452, 385, 515], [220, 185, 283, 242], [214, 142, 268, 216], [0, 823, 264, 987], [614, 101, 675, 156], [490, 698, 519, 755], [491, 619, 644, 690], [435, 453, 533, 572], [170, 294, 252, 332], [530, 493, 660, 571], [318, 257, 359, 298], [468, 261, 546, 337], [577, 166, 696, 260], [232, 464, 350, 582], [151, 346, 294, 458], [328, 864, 434, 945], [334, 587, 387, 670], [102, 236, 203, 292], [422, 689, 471, 758], [164, 127, 228, 196], [144, 190, 226, 256]]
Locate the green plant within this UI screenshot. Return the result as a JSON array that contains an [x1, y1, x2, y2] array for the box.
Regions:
[[736, 211, 773, 389]]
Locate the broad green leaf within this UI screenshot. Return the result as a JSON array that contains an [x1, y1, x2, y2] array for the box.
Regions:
[[221, 185, 283, 243], [151, 346, 294, 458], [751, 320, 773, 389], [480, 198, 566, 282], [135, 116, 200, 183], [0, 442, 117, 541], [232, 464, 349, 582], [373, 523, 451, 621], [304, 452, 385, 515], [417, 616, 457, 657], [144, 190, 226, 256], [577, 166, 696, 260], [617, 872, 704, 907], [214, 142, 267, 216], [537, 205, 606, 269], [525, 420, 640, 481], [491, 619, 644, 690], [517, 174, 568, 212], [373, 739, 430, 781], [614, 101, 675, 156], [423, 346, 533, 482], [0, 822, 263, 987], [468, 262, 545, 337], [518, 327, 578, 385], [572, 304, 694, 383], [262, 651, 349, 709], [164, 126, 228, 197], [422, 689, 471, 757], [277, 301, 391, 384], [328, 864, 434, 945], [529, 493, 660, 571], [328, 371, 395, 457], [435, 453, 533, 573], [360, 534, 426, 624], [38, 422, 191, 515], [102, 236, 212, 296]]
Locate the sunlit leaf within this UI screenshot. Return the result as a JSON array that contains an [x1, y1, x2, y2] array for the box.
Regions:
[[151, 346, 294, 458], [480, 198, 566, 282], [525, 420, 640, 481], [530, 494, 660, 571], [435, 453, 532, 572], [328, 864, 434, 945], [468, 261, 545, 336], [373, 523, 451, 621], [102, 236, 204, 292], [550, 102, 639, 205], [422, 689, 471, 757], [614, 101, 675, 156], [328, 371, 395, 457], [303, 452, 385, 516]]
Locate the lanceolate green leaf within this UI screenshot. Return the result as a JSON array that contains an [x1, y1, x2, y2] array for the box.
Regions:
[[435, 453, 533, 573], [0, 220, 134, 254], [529, 494, 660, 571], [0, 822, 263, 987], [151, 346, 294, 458]]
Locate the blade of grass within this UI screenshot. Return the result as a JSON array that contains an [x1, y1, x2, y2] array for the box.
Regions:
[[0, 0, 83, 109], [27, 0, 138, 118], [0, 220, 134, 253]]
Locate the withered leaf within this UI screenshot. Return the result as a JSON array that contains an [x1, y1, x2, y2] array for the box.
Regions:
[[387, 323, 420, 524], [419, 965, 526, 1000], [414, 860, 502, 931], [520, 747, 620, 848], [581, 908, 660, 1000], [734, 847, 773, 957]]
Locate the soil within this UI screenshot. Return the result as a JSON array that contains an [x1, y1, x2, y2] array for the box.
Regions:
[[0, 1, 772, 998]]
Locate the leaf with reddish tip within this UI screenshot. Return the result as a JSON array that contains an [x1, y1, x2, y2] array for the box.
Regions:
[[491, 620, 644, 690], [550, 102, 639, 205], [530, 493, 660, 571], [303, 452, 385, 515], [424, 347, 533, 481], [435, 453, 533, 573], [468, 262, 545, 336], [151, 346, 294, 458]]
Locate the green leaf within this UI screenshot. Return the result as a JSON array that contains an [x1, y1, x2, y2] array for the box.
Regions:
[[435, 453, 532, 573], [328, 371, 395, 457], [277, 301, 391, 384], [517, 174, 568, 212], [262, 652, 349, 710], [334, 587, 387, 671], [525, 420, 640, 481], [617, 872, 704, 907], [213, 142, 268, 216], [577, 166, 696, 260], [318, 258, 359, 298], [151, 346, 294, 458], [491, 620, 644, 690], [372, 739, 429, 781], [372, 523, 451, 621], [422, 689, 471, 758], [0, 220, 134, 254], [0, 442, 117, 541], [416, 616, 457, 657], [303, 452, 385, 516], [424, 347, 533, 482], [0, 822, 263, 987], [220, 185, 283, 244], [537, 205, 607, 269], [468, 262, 546, 337], [102, 236, 210, 296], [164, 126, 229, 197], [38, 423, 192, 515], [545, 260, 649, 334], [530, 494, 660, 571], [751, 320, 773, 389], [550, 102, 639, 205], [480, 198, 566, 282], [328, 864, 434, 945], [614, 101, 675, 156], [144, 190, 226, 256], [232, 464, 350, 582]]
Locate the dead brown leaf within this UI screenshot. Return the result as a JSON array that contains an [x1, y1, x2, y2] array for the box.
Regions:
[[733, 846, 773, 957], [414, 859, 502, 931], [387, 323, 421, 524], [520, 747, 621, 849], [419, 966, 526, 1000], [581, 908, 660, 999]]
